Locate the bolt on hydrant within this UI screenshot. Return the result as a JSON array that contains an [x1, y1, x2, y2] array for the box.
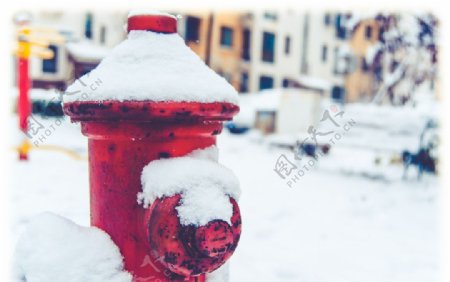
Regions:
[[63, 10, 242, 282]]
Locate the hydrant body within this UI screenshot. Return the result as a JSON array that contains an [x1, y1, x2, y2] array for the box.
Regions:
[[64, 11, 240, 282]]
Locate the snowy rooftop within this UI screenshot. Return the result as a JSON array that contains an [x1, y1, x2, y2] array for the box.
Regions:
[[64, 30, 239, 105], [66, 40, 111, 62], [234, 88, 322, 126], [296, 75, 332, 91], [10, 88, 60, 102]]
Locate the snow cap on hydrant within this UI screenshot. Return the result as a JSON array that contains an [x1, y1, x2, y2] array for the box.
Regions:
[[63, 10, 241, 282], [64, 10, 239, 105]]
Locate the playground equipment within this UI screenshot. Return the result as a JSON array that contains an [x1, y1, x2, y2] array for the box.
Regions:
[[64, 12, 241, 281], [14, 14, 65, 160]]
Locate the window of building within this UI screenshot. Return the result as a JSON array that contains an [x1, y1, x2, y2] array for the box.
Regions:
[[84, 13, 93, 39], [282, 78, 290, 88], [324, 13, 331, 25], [333, 47, 350, 75], [220, 26, 234, 47], [263, 12, 278, 21], [365, 26, 373, 40], [186, 16, 201, 42], [284, 36, 291, 55], [361, 57, 370, 72], [321, 45, 328, 62], [242, 29, 251, 61], [335, 14, 347, 39], [240, 72, 249, 93], [262, 31, 275, 63], [259, 75, 274, 90], [100, 26, 106, 45], [331, 86, 345, 101], [42, 45, 58, 73]]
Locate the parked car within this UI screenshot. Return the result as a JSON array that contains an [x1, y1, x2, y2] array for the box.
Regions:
[[225, 122, 250, 134]]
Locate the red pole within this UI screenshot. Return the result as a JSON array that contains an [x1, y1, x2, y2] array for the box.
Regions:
[[18, 57, 30, 133], [18, 57, 31, 160], [18, 58, 30, 132]]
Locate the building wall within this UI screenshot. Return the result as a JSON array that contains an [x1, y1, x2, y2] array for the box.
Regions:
[[246, 10, 304, 92], [90, 11, 127, 48], [304, 12, 350, 101], [209, 12, 244, 91], [177, 11, 210, 61], [306, 12, 342, 85], [29, 42, 71, 85], [177, 11, 245, 91], [178, 11, 381, 101], [26, 11, 127, 88], [27, 11, 82, 86], [345, 19, 380, 102]]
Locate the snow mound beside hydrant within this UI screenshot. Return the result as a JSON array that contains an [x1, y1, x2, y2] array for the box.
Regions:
[[13, 212, 132, 282], [138, 147, 241, 226]]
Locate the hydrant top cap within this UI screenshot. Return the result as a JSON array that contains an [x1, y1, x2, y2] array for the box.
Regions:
[[127, 10, 177, 33]]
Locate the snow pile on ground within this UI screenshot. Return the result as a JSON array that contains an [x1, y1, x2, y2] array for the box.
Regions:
[[345, 103, 426, 135], [138, 148, 240, 226], [13, 212, 132, 282], [317, 101, 437, 152], [311, 100, 439, 180], [64, 29, 239, 105]]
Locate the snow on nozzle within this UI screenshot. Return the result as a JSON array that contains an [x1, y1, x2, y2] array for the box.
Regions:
[[127, 10, 177, 33]]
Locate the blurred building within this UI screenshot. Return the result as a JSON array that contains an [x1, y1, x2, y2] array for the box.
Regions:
[[299, 12, 352, 102], [240, 11, 304, 92], [15, 10, 427, 105], [177, 10, 354, 98], [177, 10, 307, 93], [177, 11, 244, 91], [345, 18, 381, 102], [19, 11, 126, 90]]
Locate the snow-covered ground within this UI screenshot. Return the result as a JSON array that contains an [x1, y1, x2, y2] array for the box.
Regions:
[[220, 133, 439, 282], [8, 104, 439, 281]]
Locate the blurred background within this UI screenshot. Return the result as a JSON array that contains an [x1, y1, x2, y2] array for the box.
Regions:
[[9, 9, 440, 282]]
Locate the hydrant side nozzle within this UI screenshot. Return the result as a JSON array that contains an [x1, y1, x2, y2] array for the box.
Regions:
[[127, 13, 177, 34], [145, 195, 242, 277]]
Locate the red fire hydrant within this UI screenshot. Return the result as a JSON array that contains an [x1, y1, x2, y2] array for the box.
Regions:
[[63, 12, 241, 282]]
